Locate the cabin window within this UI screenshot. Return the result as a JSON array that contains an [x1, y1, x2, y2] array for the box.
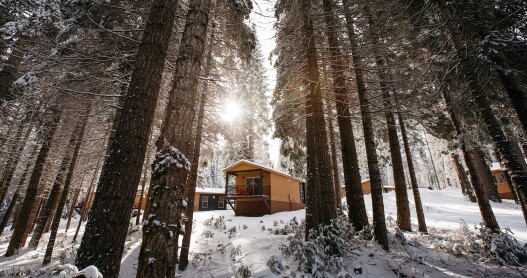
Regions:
[[202, 196, 209, 208], [498, 174, 506, 183], [246, 177, 262, 195], [218, 196, 225, 208]]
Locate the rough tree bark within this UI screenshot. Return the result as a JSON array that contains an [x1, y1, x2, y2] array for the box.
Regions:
[[136, 1, 212, 277], [394, 93, 428, 233], [364, 9, 412, 231], [325, 100, 342, 208], [0, 143, 39, 236], [5, 107, 62, 256], [452, 153, 477, 202], [43, 105, 90, 265], [472, 147, 501, 202], [299, 0, 337, 236], [322, 0, 368, 230], [75, 1, 179, 276], [342, 0, 388, 249], [179, 22, 215, 271], [28, 118, 84, 249]]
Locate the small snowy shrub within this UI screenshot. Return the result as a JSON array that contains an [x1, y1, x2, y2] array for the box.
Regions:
[[243, 224, 248, 229], [203, 215, 226, 229], [266, 255, 284, 274], [479, 226, 527, 266], [273, 220, 278, 226], [233, 263, 252, 278], [201, 229, 214, 238], [434, 221, 527, 266], [280, 215, 354, 276], [231, 245, 242, 261], [271, 217, 300, 235], [228, 226, 237, 238]]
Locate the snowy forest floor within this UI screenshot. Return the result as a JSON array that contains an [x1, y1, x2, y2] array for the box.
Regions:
[[0, 187, 526, 277]]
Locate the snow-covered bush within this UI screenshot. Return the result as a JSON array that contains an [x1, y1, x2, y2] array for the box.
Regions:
[[266, 255, 284, 274], [433, 221, 527, 266], [228, 226, 237, 238], [233, 263, 252, 278], [54, 264, 102, 278], [270, 217, 300, 235], [479, 226, 527, 266], [231, 245, 242, 261], [201, 229, 214, 238], [204, 215, 226, 230], [279, 215, 354, 276]]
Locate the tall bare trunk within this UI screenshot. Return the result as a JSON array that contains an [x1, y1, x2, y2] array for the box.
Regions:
[[29, 105, 91, 249], [300, 0, 337, 236], [452, 153, 477, 202], [5, 108, 62, 256], [325, 100, 342, 208], [342, 1, 388, 249], [322, 0, 368, 229], [394, 98, 427, 233], [179, 23, 215, 271], [0, 143, 39, 236], [441, 88, 500, 231], [42, 116, 87, 264], [75, 1, 179, 276], [137, 1, 211, 277], [472, 147, 501, 202]]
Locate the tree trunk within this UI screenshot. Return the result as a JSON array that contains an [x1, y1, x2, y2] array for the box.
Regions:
[[395, 99, 428, 233], [437, 0, 527, 228], [179, 23, 215, 271], [137, 1, 211, 277], [0, 143, 39, 236], [452, 153, 477, 202], [299, 0, 337, 236], [472, 147, 501, 202], [5, 108, 62, 257], [364, 10, 412, 231], [29, 111, 88, 249], [441, 87, 500, 231], [42, 105, 90, 265], [322, 0, 368, 229], [75, 1, 179, 276], [325, 100, 342, 208], [342, 1, 388, 249]]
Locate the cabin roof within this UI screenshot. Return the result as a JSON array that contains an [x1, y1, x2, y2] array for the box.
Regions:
[[491, 162, 506, 172], [223, 160, 301, 181], [195, 187, 225, 195]]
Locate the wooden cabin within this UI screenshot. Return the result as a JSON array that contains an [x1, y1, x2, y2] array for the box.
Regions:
[[133, 191, 147, 210], [193, 188, 227, 211], [491, 162, 514, 199], [340, 179, 396, 197], [223, 160, 305, 216]]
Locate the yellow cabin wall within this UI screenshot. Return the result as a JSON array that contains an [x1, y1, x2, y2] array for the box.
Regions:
[[270, 173, 301, 203], [193, 192, 200, 211], [362, 181, 371, 195]]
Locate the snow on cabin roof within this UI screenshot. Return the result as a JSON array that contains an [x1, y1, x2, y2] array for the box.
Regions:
[[491, 162, 506, 171], [224, 160, 302, 181], [195, 188, 225, 195]]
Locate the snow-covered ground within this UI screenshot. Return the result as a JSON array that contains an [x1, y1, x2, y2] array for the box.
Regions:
[[0, 187, 525, 277]]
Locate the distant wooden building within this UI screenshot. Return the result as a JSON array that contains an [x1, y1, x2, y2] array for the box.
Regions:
[[491, 162, 514, 199], [340, 179, 396, 197], [133, 191, 147, 210], [193, 188, 227, 211], [224, 160, 306, 216]]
